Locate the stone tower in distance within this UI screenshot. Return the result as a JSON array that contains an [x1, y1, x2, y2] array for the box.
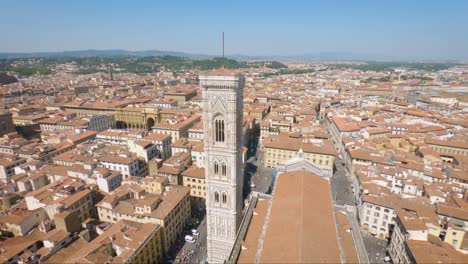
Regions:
[[200, 67, 245, 263]]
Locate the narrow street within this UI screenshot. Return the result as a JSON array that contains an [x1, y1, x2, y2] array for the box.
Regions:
[[167, 214, 207, 264], [243, 136, 274, 197], [330, 156, 355, 206], [362, 231, 388, 264]]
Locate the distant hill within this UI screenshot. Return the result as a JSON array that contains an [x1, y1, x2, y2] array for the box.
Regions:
[[0, 49, 463, 62], [0, 54, 291, 75], [0, 50, 389, 61], [0, 49, 211, 60], [0, 72, 18, 84]]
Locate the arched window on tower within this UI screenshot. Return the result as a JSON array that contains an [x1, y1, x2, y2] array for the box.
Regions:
[[213, 115, 225, 142], [214, 162, 219, 175], [214, 192, 219, 203], [221, 163, 227, 177], [222, 193, 227, 204]]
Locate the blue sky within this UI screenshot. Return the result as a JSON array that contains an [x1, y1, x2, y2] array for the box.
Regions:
[[1, 0, 467, 60]]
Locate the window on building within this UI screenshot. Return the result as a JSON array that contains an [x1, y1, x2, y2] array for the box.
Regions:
[[214, 162, 219, 175], [222, 193, 227, 204], [214, 192, 219, 203], [214, 116, 225, 142], [221, 163, 227, 177]]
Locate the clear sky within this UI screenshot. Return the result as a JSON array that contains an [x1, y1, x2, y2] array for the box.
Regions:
[[1, 0, 467, 60]]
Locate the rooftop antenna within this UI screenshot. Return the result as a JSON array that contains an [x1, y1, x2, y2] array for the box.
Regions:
[[222, 32, 225, 68]]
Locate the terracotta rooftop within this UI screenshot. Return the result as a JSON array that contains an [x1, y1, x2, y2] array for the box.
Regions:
[[335, 211, 359, 264], [181, 166, 205, 179], [406, 239, 468, 263], [237, 198, 271, 264], [263, 136, 336, 156], [205, 66, 239, 77], [259, 170, 341, 263]]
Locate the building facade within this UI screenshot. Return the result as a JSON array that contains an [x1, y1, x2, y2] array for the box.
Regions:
[[0, 111, 16, 137], [95, 185, 191, 253], [263, 138, 335, 171], [201, 68, 245, 263]]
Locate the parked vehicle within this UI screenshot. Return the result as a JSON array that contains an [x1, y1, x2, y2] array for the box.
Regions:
[[185, 235, 196, 243], [191, 229, 199, 236]]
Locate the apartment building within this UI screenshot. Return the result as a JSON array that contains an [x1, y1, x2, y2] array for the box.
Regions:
[[360, 193, 440, 241], [0, 157, 27, 180], [191, 142, 205, 168], [96, 130, 172, 159], [65, 221, 164, 264], [181, 166, 206, 202], [157, 151, 192, 185], [96, 129, 147, 144], [143, 133, 172, 159], [140, 176, 169, 194], [171, 138, 197, 154], [263, 136, 336, 171], [426, 137, 468, 156], [17, 141, 74, 163], [25, 178, 95, 223], [127, 140, 159, 162], [96, 185, 191, 253], [99, 153, 141, 178], [329, 117, 362, 148], [163, 89, 197, 106], [0, 206, 48, 236], [188, 121, 204, 140], [436, 203, 468, 253], [360, 195, 398, 239], [153, 114, 200, 141], [363, 128, 392, 139], [39, 113, 115, 132], [0, 111, 16, 137], [388, 208, 466, 263]]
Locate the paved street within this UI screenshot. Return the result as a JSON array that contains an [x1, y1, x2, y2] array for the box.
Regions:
[[330, 156, 355, 206], [243, 136, 274, 197], [166, 214, 207, 264], [331, 156, 374, 263], [362, 231, 388, 263]]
